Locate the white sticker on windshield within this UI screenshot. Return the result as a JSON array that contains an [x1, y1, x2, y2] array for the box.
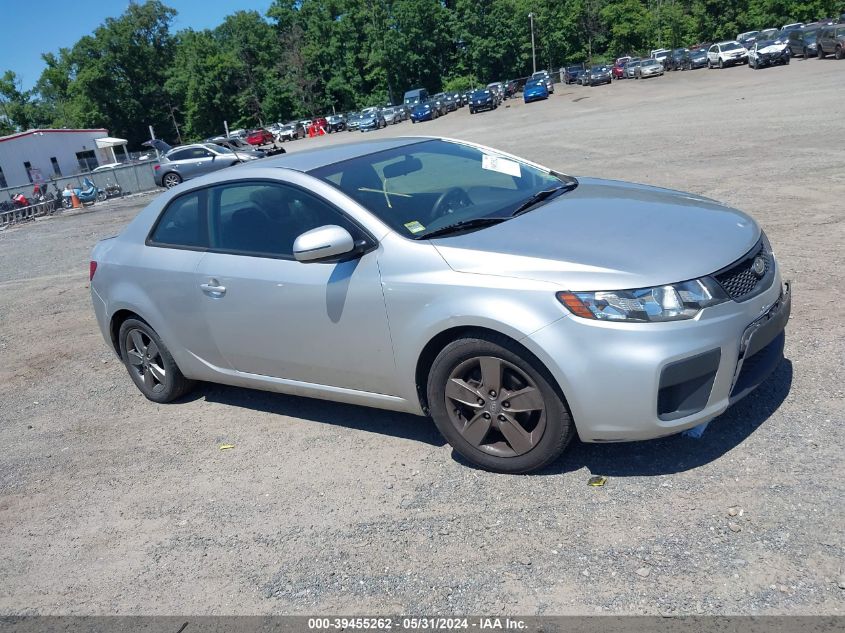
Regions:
[[482, 154, 521, 178]]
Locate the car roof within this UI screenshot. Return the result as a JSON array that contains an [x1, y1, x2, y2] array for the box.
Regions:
[[258, 137, 433, 172]]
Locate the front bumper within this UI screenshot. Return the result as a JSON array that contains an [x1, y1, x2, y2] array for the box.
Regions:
[[526, 269, 790, 442], [411, 111, 434, 121]]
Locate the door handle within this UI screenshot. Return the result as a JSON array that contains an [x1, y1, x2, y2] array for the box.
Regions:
[[200, 279, 226, 297]]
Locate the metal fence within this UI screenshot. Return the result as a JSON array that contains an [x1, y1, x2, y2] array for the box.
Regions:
[[0, 161, 160, 206], [0, 161, 161, 230], [0, 199, 59, 228]]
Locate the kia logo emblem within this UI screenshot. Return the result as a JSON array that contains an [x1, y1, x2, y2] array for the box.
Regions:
[[752, 256, 766, 277]]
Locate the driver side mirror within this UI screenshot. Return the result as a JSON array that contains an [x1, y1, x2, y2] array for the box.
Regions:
[[293, 225, 359, 263]]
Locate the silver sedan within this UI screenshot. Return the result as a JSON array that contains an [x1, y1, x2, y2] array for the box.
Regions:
[[91, 137, 790, 473]]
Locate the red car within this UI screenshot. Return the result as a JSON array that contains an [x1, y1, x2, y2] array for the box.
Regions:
[[246, 128, 275, 146], [612, 57, 632, 79], [312, 117, 329, 132]]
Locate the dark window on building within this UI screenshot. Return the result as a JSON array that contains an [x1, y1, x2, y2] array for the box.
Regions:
[[0, 167, 7, 188], [76, 150, 98, 173], [24, 161, 33, 183], [50, 157, 62, 177]]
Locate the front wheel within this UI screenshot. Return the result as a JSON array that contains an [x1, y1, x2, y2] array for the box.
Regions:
[[427, 334, 575, 473], [836, 46, 843, 60], [818, 47, 826, 59], [96, 190, 108, 202], [118, 318, 195, 403], [719, 58, 724, 69]]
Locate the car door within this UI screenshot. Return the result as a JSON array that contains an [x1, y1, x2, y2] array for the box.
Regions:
[[194, 180, 397, 394], [708, 44, 718, 64]]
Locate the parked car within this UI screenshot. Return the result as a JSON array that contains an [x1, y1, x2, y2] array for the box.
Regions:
[[383, 106, 404, 125], [326, 114, 346, 132], [403, 88, 429, 109], [246, 128, 275, 147], [636, 58, 665, 78], [612, 57, 633, 79], [707, 41, 749, 68], [468, 89, 496, 114], [623, 60, 642, 78], [311, 117, 329, 133], [206, 136, 267, 158], [91, 136, 790, 473], [530, 70, 555, 94], [748, 38, 791, 68], [757, 28, 780, 42], [504, 81, 518, 98], [651, 48, 671, 66], [410, 100, 439, 122], [781, 22, 804, 32], [277, 122, 306, 141], [346, 112, 363, 132], [486, 82, 505, 104], [563, 65, 585, 84], [737, 30, 760, 46], [358, 108, 387, 131], [523, 78, 550, 103], [150, 142, 257, 189], [816, 23, 845, 58], [685, 47, 709, 69], [431, 93, 451, 115], [787, 25, 818, 57], [665, 48, 689, 70], [582, 64, 612, 86]]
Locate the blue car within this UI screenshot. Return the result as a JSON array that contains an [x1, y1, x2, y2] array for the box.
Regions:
[[410, 101, 438, 123], [523, 79, 549, 103]]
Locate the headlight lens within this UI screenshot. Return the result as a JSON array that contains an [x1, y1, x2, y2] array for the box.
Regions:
[[557, 277, 729, 323]]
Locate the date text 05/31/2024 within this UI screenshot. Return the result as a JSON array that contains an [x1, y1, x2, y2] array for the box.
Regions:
[[307, 617, 528, 630]]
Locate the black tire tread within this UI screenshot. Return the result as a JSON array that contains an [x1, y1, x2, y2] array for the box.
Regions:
[[118, 318, 195, 403]]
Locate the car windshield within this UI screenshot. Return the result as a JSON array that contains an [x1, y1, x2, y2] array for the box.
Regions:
[[642, 60, 659, 66], [472, 90, 491, 97], [721, 42, 741, 51], [310, 140, 573, 239], [566, 66, 582, 72], [592, 65, 609, 71], [802, 29, 818, 38], [526, 80, 545, 87]]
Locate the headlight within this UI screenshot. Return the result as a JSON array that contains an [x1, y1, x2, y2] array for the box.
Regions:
[[557, 277, 729, 323]]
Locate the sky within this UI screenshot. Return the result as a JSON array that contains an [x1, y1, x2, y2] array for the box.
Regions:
[[0, 0, 274, 90]]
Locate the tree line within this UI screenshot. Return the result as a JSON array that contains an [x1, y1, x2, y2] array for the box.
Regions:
[[0, 0, 838, 147]]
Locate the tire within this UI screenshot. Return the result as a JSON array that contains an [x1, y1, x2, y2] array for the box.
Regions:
[[118, 318, 195, 403], [818, 47, 826, 59], [719, 58, 724, 69], [836, 46, 843, 60], [426, 334, 575, 473], [62, 197, 72, 209], [803, 47, 809, 58], [161, 172, 182, 189], [96, 190, 108, 202], [783, 54, 790, 65]]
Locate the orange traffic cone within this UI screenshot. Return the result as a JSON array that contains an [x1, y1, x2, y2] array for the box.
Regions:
[[71, 190, 81, 209]]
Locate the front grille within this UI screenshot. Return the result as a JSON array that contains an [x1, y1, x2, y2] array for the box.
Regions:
[[713, 239, 772, 301]]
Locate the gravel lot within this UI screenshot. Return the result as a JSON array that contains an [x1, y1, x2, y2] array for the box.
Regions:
[[1, 59, 843, 616]]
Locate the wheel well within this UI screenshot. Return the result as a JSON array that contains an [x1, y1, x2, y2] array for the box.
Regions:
[[109, 309, 143, 354], [414, 326, 568, 415]]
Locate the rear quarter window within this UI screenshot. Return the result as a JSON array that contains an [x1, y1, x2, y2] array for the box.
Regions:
[[149, 191, 208, 248]]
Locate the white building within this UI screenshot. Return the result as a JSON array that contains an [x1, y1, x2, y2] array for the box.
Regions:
[[0, 128, 120, 188]]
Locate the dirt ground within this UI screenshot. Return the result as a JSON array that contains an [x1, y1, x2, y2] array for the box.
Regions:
[[1, 59, 843, 616]]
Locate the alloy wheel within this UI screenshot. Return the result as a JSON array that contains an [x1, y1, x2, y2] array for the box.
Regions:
[[162, 173, 181, 188], [444, 355, 546, 458], [125, 328, 167, 393]]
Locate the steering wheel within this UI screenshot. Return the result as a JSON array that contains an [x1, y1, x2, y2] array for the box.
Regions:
[[430, 187, 473, 223]]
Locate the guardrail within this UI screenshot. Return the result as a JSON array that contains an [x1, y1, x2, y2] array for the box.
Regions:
[[0, 199, 58, 229]]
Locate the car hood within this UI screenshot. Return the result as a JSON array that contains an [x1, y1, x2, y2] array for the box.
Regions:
[[431, 178, 760, 291]]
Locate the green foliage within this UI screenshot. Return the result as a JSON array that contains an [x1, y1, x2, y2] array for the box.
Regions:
[[3, 0, 835, 145]]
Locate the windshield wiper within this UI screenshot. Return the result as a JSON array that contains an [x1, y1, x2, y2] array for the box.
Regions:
[[511, 179, 578, 217], [416, 217, 507, 239]]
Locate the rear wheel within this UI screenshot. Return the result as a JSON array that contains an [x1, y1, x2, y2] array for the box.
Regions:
[[118, 318, 195, 403], [719, 58, 724, 69], [162, 172, 182, 189], [96, 190, 108, 202], [818, 47, 826, 59], [427, 334, 574, 473]]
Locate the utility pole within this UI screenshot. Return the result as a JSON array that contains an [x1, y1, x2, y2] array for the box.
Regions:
[[528, 13, 537, 74]]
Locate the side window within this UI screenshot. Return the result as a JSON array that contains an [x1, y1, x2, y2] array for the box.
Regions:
[[209, 182, 361, 258], [188, 147, 212, 159], [709, 45, 716, 54], [150, 191, 207, 248], [167, 149, 191, 162]]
